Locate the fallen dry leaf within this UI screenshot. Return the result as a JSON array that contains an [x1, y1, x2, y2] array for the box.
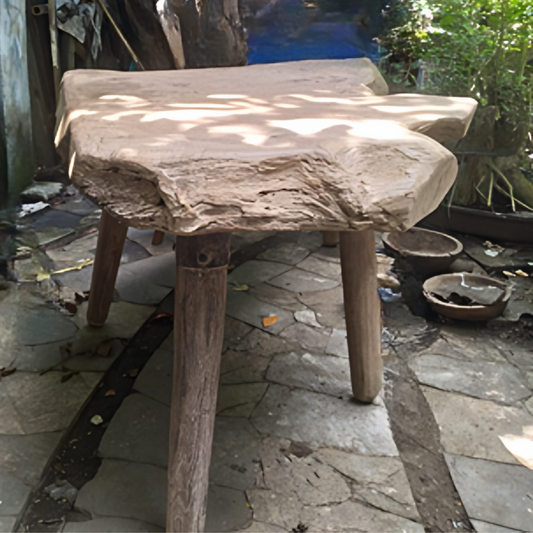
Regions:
[[63, 301, 78, 315], [61, 371, 78, 383], [96, 339, 113, 358], [52, 462, 65, 474], [105, 389, 116, 397], [0, 367, 16, 378], [128, 368, 139, 377], [515, 270, 529, 277], [150, 312, 173, 321], [59, 344, 71, 360], [232, 284, 249, 292], [262, 315, 279, 327], [503, 271, 516, 277], [90, 415, 103, 426]]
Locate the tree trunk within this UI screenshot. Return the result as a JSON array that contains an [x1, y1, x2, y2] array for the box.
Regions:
[[168, 0, 247, 68]]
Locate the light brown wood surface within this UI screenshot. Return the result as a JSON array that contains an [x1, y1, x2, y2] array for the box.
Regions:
[[340, 229, 382, 403], [168, 233, 230, 532], [57, 59, 476, 236]]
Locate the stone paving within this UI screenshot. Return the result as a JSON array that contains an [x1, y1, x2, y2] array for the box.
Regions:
[[1, 185, 533, 532]]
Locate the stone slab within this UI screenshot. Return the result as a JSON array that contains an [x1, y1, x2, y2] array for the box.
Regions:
[[470, 520, 521, 533], [279, 323, 330, 353], [266, 352, 351, 397], [293, 309, 322, 328], [210, 418, 262, 492], [115, 269, 172, 305], [248, 283, 307, 313], [326, 329, 348, 358], [0, 516, 17, 532], [205, 485, 252, 532], [64, 339, 125, 372], [0, 432, 61, 486], [313, 448, 419, 521], [63, 517, 164, 532], [461, 236, 533, 270], [133, 348, 173, 406], [21, 182, 62, 202], [445, 453, 533, 532], [98, 394, 170, 469], [236, 520, 286, 532], [117, 253, 175, 288], [228, 260, 292, 288], [226, 292, 295, 335], [127, 227, 175, 256], [220, 349, 272, 385], [257, 243, 311, 265], [423, 387, 533, 464], [409, 355, 530, 403], [251, 384, 398, 456], [53, 196, 98, 216], [311, 246, 340, 264], [1, 371, 97, 434], [75, 459, 167, 528], [300, 500, 425, 533], [295, 256, 342, 282], [0, 472, 31, 516], [217, 383, 268, 417], [297, 286, 345, 329], [71, 301, 155, 348], [10, 340, 66, 373], [235, 329, 297, 358], [268, 268, 339, 294], [0, 387, 24, 435], [222, 317, 254, 352], [424, 332, 508, 364]]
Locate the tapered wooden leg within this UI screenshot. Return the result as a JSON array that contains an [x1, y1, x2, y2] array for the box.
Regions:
[[167, 233, 230, 533], [152, 230, 165, 246], [87, 210, 128, 327], [340, 230, 382, 403], [323, 231, 340, 247]]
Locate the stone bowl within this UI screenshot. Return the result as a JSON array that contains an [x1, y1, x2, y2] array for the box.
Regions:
[[423, 273, 511, 321], [382, 228, 463, 277]]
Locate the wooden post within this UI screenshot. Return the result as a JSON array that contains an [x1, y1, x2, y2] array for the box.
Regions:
[[152, 230, 165, 246], [323, 231, 340, 247], [87, 210, 128, 327], [167, 233, 230, 532], [339, 230, 382, 403]]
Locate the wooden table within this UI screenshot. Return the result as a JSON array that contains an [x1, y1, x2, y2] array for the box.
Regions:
[[57, 59, 477, 532]]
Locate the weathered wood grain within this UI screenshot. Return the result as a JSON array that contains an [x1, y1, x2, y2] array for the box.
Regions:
[[168, 233, 230, 532], [57, 59, 477, 235], [340, 229, 382, 403]]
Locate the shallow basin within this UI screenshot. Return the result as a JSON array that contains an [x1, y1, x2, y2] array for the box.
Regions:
[[383, 227, 463, 276], [423, 273, 511, 321]]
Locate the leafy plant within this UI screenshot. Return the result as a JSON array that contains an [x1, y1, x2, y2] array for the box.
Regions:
[[379, 0, 533, 210]]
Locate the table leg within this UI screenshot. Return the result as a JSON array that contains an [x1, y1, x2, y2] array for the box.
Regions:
[[167, 233, 231, 532], [322, 231, 340, 247], [340, 230, 382, 403], [87, 210, 128, 327]]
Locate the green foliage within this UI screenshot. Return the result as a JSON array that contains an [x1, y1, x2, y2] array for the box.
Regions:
[[382, 0, 533, 132]]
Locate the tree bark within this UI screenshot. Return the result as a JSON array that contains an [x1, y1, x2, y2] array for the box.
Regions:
[[168, 0, 247, 68]]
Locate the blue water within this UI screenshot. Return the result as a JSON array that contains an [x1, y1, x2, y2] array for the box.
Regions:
[[245, 0, 380, 65]]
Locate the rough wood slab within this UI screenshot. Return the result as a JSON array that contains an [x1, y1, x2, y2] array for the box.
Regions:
[[57, 59, 477, 235]]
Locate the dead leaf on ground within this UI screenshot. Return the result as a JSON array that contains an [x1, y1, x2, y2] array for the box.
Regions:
[[63, 301, 78, 315], [105, 389, 116, 397], [262, 315, 279, 327], [232, 284, 249, 292], [150, 312, 173, 321], [52, 462, 65, 474], [503, 271, 516, 277], [61, 371, 78, 383], [515, 270, 529, 277], [59, 344, 71, 360], [128, 368, 139, 377], [0, 367, 16, 378], [90, 415, 103, 426], [75, 292, 89, 305], [96, 339, 113, 357]]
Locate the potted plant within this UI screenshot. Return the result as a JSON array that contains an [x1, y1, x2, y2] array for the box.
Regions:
[[379, 0, 533, 241]]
